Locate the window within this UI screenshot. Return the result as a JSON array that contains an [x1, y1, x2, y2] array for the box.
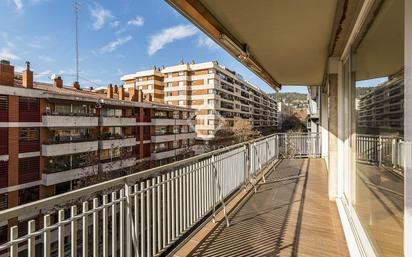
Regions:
[[138, 85, 143, 90], [208, 69, 215, 74], [208, 89, 215, 94], [0, 162, 7, 189], [178, 81, 184, 87], [207, 130, 214, 135], [167, 92, 172, 97], [155, 126, 167, 135], [19, 97, 40, 122], [167, 73, 172, 78], [19, 157, 40, 184], [172, 140, 179, 149], [148, 84, 152, 90], [167, 101, 173, 105], [178, 90, 184, 96], [155, 142, 167, 152], [349, 1, 405, 255], [178, 71, 184, 76], [208, 119, 217, 125], [0, 95, 8, 122], [167, 82, 172, 87], [138, 78, 143, 82], [0, 193, 7, 211], [19, 128, 40, 153], [55, 181, 71, 195], [207, 79, 214, 84], [19, 186, 39, 205], [178, 101, 184, 106], [208, 110, 214, 115]]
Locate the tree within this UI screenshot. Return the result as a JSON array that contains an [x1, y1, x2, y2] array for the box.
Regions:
[[232, 117, 260, 143]]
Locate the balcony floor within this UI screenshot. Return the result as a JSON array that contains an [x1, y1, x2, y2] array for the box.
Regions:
[[174, 158, 349, 257]]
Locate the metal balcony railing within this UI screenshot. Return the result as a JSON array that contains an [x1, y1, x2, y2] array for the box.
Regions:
[[0, 133, 320, 257], [356, 134, 404, 176]]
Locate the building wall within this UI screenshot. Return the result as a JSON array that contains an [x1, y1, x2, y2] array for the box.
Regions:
[[122, 61, 278, 143]]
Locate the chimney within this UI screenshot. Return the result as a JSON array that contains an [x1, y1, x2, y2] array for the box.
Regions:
[[119, 85, 125, 100], [128, 87, 137, 101], [114, 84, 118, 94], [72, 81, 80, 90], [137, 90, 143, 102], [107, 84, 113, 98], [54, 76, 63, 88], [0, 60, 14, 86], [22, 61, 33, 88]]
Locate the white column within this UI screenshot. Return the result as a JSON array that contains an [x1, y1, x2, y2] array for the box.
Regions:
[[327, 57, 340, 200], [404, 0, 412, 255], [321, 88, 329, 163]]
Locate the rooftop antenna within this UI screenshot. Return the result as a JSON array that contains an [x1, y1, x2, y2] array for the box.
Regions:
[[74, 0, 80, 83]]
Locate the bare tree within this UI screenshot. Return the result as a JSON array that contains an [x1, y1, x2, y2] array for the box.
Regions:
[[232, 117, 260, 143]]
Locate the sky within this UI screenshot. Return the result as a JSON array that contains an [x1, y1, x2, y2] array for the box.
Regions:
[[0, 0, 310, 94]]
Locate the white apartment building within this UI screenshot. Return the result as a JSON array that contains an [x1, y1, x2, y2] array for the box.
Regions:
[[122, 61, 278, 142]]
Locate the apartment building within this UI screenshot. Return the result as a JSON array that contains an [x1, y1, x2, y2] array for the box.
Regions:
[[0, 60, 196, 223], [122, 61, 278, 143], [357, 70, 404, 135]]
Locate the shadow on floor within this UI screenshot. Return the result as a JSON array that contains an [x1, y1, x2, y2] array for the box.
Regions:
[[188, 159, 309, 257]]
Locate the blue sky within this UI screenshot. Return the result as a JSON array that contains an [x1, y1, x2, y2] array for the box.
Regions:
[[0, 0, 308, 94]]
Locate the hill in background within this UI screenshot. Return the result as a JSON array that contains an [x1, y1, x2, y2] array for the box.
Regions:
[[270, 92, 307, 102]]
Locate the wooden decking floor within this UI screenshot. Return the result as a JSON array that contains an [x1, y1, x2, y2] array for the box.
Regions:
[[174, 158, 349, 257]]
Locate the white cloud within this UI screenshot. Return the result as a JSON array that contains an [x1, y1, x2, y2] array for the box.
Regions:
[[13, 0, 23, 10], [127, 16, 144, 27], [98, 36, 132, 54], [2, 33, 15, 48], [90, 3, 113, 30], [197, 35, 218, 50], [34, 70, 52, 80], [38, 55, 53, 62], [109, 20, 120, 28], [0, 48, 20, 60], [148, 24, 197, 56]]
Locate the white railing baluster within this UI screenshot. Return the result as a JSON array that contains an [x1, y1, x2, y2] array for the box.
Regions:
[[102, 195, 108, 257], [27, 220, 35, 257], [71, 205, 78, 257], [111, 192, 117, 257], [58, 209, 65, 257], [119, 189, 125, 257], [82, 202, 88, 257], [157, 176, 162, 253], [152, 177, 157, 256], [43, 214, 51, 257], [146, 179, 152, 257], [10, 226, 18, 257], [162, 174, 167, 248], [140, 181, 146, 257], [93, 198, 99, 257], [125, 186, 131, 257]]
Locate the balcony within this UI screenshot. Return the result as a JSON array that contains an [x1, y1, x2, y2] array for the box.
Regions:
[[99, 157, 136, 172], [151, 118, 195, 126], [99, 116, 136, 127], [42, 115, 98, 127], [99, 136, 136, 150], [42, 165, 98, 186], [41, 140, 98, 156], [0, 133, 347, 257], [151, 147, 188, 160]]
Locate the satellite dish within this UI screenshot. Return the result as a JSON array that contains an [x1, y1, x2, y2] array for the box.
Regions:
[[50, 74, 58, 80]]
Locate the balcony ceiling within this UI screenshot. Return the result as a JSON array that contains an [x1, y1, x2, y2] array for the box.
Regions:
[[167, 0, 339, 89]]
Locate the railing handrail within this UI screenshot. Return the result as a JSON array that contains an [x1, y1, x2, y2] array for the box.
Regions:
[[0, 133, 284, 221]]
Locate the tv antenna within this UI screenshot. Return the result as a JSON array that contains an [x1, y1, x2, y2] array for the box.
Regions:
[[74, 0, 80, 82]]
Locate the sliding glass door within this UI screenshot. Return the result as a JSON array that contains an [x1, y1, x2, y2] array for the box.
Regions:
[[346, 0, 405, 256]]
